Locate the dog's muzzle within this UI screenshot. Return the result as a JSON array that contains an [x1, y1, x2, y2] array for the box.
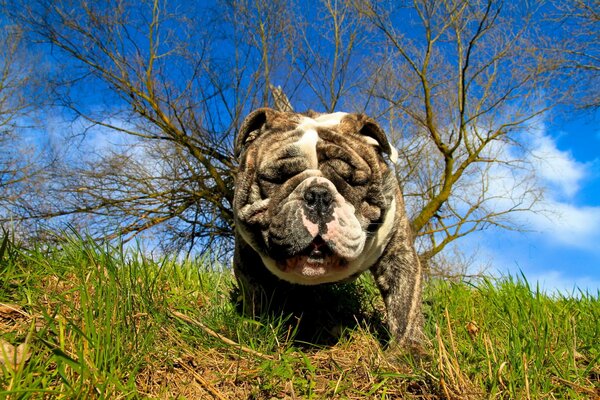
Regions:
[[303, 183, 334, 224]]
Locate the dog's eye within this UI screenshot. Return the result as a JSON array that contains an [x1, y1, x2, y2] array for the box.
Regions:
[[258, 157, 306, 184], [326, 159, 369, 185], [318, 143, 370, 185]]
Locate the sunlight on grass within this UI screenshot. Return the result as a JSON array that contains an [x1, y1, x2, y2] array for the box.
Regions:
[[0, 232, 598, 398]]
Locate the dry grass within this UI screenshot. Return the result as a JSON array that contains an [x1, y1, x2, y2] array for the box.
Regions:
[[135, 325, 432, 399]]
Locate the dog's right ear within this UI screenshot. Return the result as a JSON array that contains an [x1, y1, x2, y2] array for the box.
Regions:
[[235, 108, 278, 159]]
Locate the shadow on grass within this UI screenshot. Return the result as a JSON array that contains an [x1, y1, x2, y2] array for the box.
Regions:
[[230, 279, 391, 348]]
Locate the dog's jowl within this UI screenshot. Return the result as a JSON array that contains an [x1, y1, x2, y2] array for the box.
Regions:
[[233, 108, 423, 348]]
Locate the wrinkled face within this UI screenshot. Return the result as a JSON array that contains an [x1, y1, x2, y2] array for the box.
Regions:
[[234, 108, 398, 285]]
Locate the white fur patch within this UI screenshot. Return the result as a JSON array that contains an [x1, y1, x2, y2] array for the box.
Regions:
[[322, 197, 365, 259], [295, 129, 319, 168], [294, 112, 348, 169], [363, 136, 399, 164], [297, 112, 348, 132], [362, 136, 380, 146], [389, 146, 399, 164]]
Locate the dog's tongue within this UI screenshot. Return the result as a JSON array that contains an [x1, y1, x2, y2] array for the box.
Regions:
[[277, 238, 346, 278], [299, 262, 327, 277]]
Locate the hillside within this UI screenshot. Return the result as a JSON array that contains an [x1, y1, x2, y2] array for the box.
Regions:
[[1, 234, 598, 398]]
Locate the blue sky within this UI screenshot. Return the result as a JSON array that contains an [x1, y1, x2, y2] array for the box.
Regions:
[[459, 110, 600, 295]]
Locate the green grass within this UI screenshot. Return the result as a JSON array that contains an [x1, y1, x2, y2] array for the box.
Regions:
[[0, 232, 598, 399]]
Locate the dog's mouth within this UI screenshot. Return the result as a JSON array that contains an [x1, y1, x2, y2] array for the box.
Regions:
[[276, 237, 348, 278]]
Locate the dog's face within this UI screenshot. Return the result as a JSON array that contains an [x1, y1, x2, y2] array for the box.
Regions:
[[234, 108, 399, 285]]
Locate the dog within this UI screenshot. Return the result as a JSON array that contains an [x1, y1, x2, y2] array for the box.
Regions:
[[233, 107, 423, 347]]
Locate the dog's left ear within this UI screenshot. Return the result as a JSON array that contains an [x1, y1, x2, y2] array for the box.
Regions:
[[354, 115, 399, 164], [235, 108, 280, 159]]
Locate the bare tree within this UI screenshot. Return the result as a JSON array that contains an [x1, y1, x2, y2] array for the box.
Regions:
[[0, 23, 50, 232], [290, 0, 372, 112], [226, 0, 299, 107], [548, 0, 600, 109], [5, 0, 240, 254], [352, 0, 574, 265]]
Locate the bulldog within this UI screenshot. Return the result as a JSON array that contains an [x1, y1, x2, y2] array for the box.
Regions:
[[233, 108, 423, 347]]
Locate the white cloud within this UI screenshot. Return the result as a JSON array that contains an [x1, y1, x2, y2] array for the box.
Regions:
[[526, 201, 600, 251], [517, 125, 600, 250], [528, 131, 586, 199], [474, 120, 600, 251], [76, 116, 141, 156], [438, 116, 600, 298]]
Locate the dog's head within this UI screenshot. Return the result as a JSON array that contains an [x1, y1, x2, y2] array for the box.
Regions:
[[233, 108, 399, 285]]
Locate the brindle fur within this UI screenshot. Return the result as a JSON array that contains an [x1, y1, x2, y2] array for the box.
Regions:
[[233, 108, 423, 347]]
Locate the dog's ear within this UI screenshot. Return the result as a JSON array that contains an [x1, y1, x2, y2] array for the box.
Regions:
[[235, 108, 279, 158], [354, 115, 398, 164]]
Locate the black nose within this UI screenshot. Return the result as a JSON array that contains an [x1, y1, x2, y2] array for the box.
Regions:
[[304, 185, 333, 215]]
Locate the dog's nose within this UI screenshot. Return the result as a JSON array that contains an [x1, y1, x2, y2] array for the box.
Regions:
[[304, 185, 333, 215]]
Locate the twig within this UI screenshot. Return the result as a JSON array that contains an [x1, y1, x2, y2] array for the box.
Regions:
[[0, 303, 31, 319], [178, 360, 228, 400], [170, 310, 274, 360], [553, 376, 598, 397], [523, 353, 531, 400]]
